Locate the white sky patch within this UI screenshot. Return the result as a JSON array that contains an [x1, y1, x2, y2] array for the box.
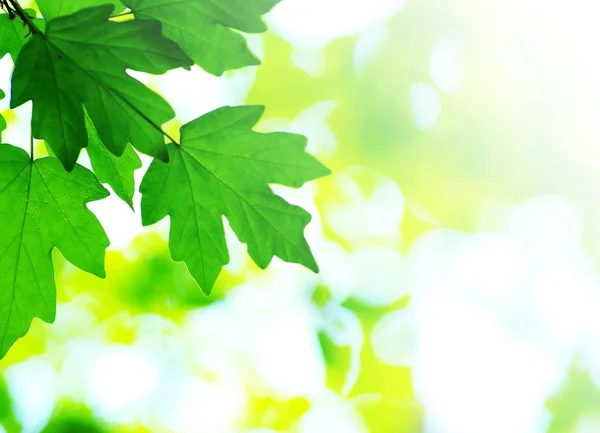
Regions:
[[320, 303, 364, 395], [182, 277, 326, 400], [53, 299, 99, 340], [370, 308, 416, 367], [240, 430, 278, 433], [153, 66, 258, 124], [314, 242, 409, 306], [354, 26, 390, 75], [313, 240, 360, 301], [5, 358, 58, 433], [261, 101, 338, 158], [267, 0, 406, 50], [298, 395, 369, 433], [156, 377, 248, 433], [351, 247, 409, 306], [250, 307, 325, 397], [324, 167, 405, 246], [430, 35, 463, 94], [222, 219, 249, 275], [504, 195, 583, 260], [409, 195, 600, 433], [409, 83, 441, 130], [414, 298, 557, 433], [87, 184, 149, 250], [85, 345, 158, 423], [0, 55, 33, 153], [292, 49, 326, 76], [574, 414, 600, 433]]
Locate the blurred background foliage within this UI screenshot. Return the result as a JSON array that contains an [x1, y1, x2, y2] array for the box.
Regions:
[[0, 0, 599, 432]]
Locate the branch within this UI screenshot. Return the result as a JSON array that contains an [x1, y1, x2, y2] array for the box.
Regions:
[[6, 0, 40, 35]]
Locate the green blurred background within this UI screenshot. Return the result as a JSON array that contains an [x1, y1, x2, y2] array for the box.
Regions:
[[1, 0, 599, 432]]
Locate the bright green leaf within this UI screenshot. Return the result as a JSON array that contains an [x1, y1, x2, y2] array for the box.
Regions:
[[122, 0, 280, 76], [85, 114, 142, 208], [37, 0, 126, 20], [140, 105, 330, 293], [11, 5, 192, 171], [0, 145, 109, 359]]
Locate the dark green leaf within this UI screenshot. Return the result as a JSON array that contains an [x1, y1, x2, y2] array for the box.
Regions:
[[11, 5, 192, 171], [140, 105, 329, 293], [122, 0, 280, 76], [0, 145, 109, 359], [37, 0, 126, 20]]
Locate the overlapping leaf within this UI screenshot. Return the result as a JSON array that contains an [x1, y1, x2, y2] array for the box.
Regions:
[[11, 5, 193, 171], [0, 145, 109, 358], [0, 0, 330, 361], [122, 0, 281, 75], [85, 114, 141, 208], [37, 0, 125, 20], [141, 105, 330, 293]]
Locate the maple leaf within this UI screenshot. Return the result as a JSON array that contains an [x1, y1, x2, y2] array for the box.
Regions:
[[85, 113, 142, 208], [10, 5, 193, 171], [0, 0, 330, 359], [122, 0, 281, 76], [141, 105, 330, 293], [0, 145, 109, 358]]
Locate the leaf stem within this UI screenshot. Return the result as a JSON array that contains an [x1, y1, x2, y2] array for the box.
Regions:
[[6, 0, 40, 35], [110, 90, 180, 146], [29, 135, 33, 162], [157, 123, 179, 146]]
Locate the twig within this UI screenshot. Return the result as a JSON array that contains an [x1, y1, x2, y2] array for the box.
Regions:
[[6, 0, 40, 35]]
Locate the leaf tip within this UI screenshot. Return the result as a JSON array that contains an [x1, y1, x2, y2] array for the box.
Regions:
[[317, 163, 332, 178], [194, 273, 217, 297], [305, 255, 320, 274]]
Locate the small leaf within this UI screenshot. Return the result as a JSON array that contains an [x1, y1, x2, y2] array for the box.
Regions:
[[140, 105, 330, 293], [122, 0, 281, 76], [86, 114, 142, 208], [11, 5, 192, 171], [0, 145, 109, 359]]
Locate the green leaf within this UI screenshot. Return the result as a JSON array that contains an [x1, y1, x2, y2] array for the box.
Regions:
[[140, 105, 330, 293], [0, 145, 109, 359], [37, 0, 126, 20], [86, 114, 142, 208], [0, 9, 42, 62], [122, 0, 280, 76], [11, 5, 192, 171]]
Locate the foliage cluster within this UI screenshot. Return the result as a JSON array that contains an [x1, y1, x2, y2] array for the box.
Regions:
[[0, 0, 328, 359]]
